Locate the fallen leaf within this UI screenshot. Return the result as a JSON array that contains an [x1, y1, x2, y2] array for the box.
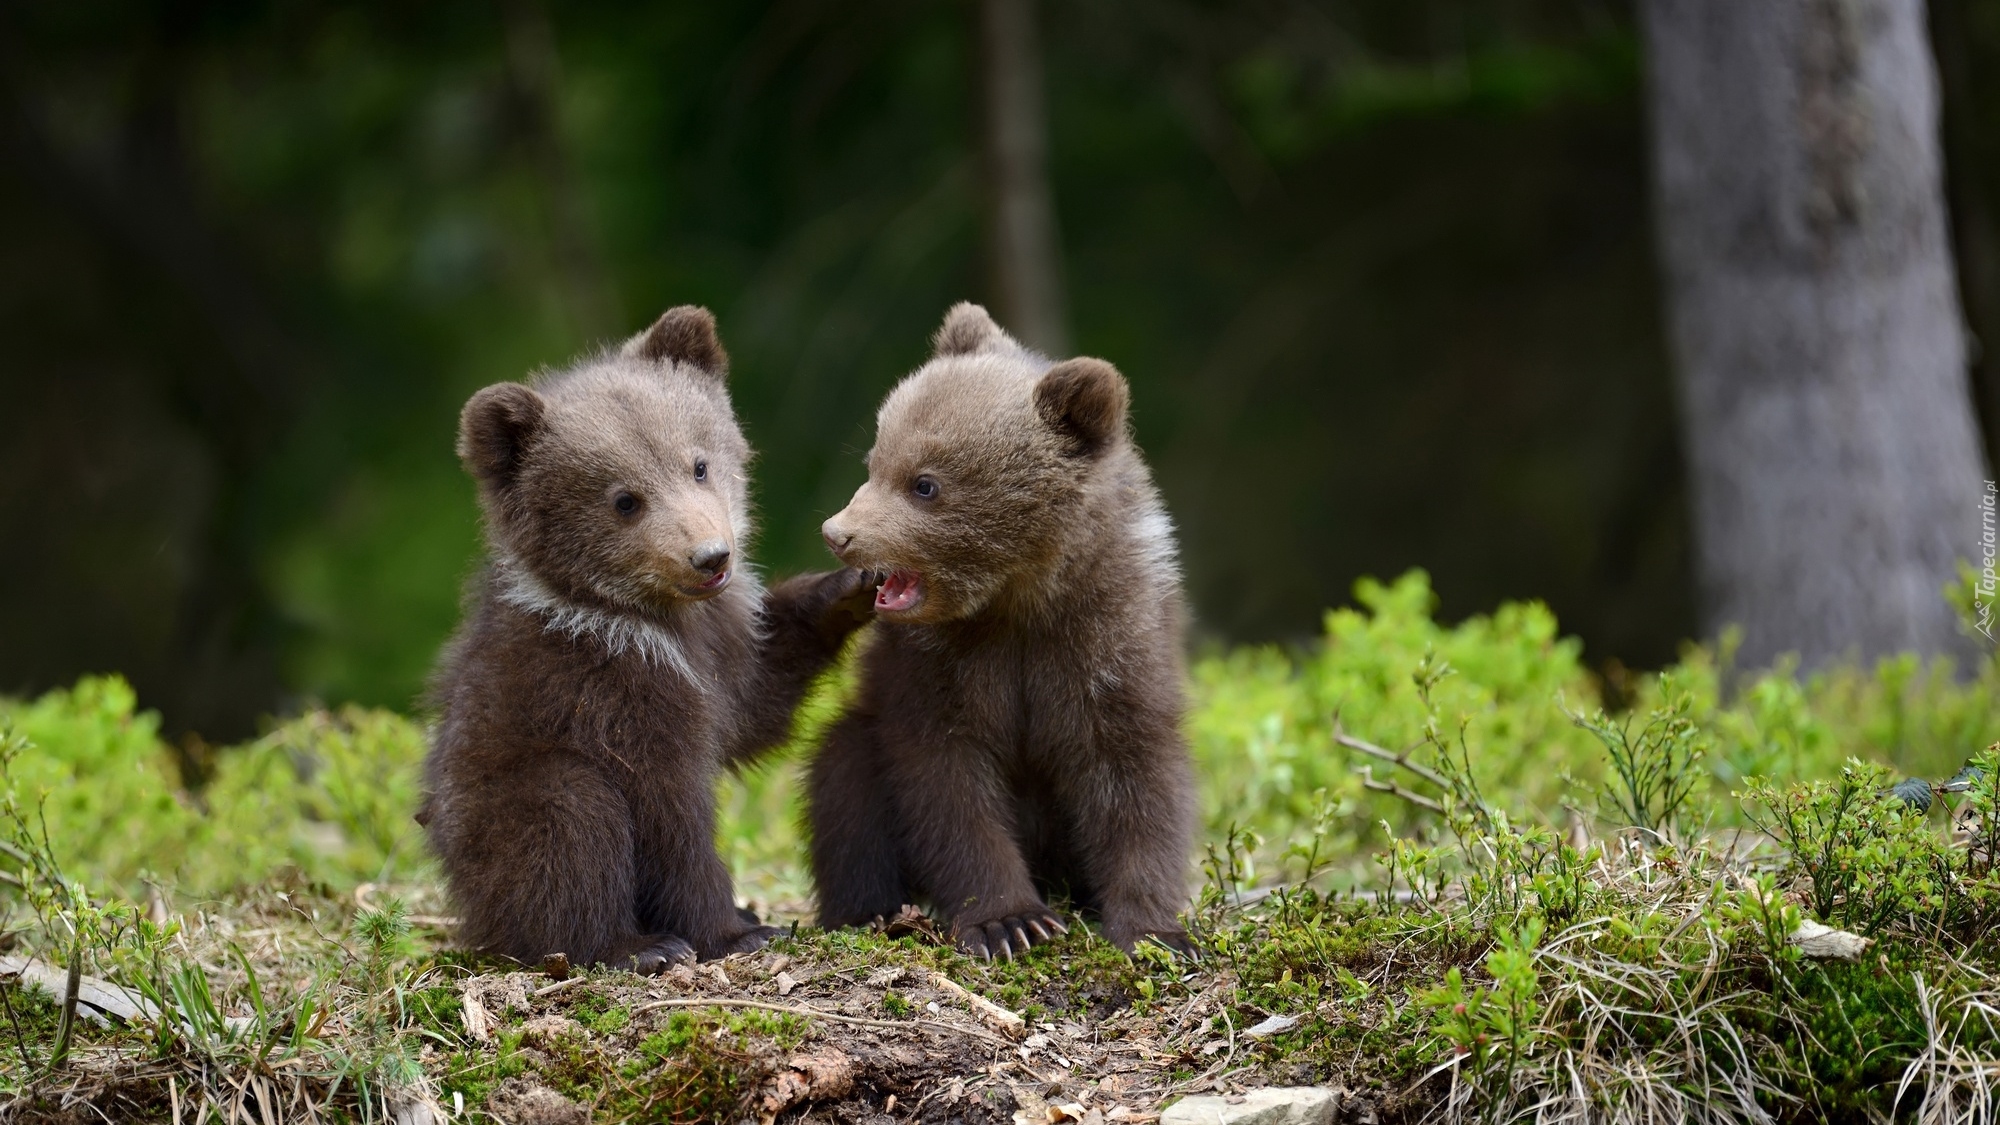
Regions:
[[1790, 918, 1872, 961], [1242, 1013, 1299, 1038], [459, 984, 491, 1042]]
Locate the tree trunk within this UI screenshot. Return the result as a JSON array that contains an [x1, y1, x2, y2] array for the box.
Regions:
[[1640, 0, 1990, 669], [978, 0, 1069, 355], [1928, 0, 2000, 463]]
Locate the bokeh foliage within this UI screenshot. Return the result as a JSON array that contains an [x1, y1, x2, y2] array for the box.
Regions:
[[7, 570, 1996, 907], [1, 0, 1709, 739]]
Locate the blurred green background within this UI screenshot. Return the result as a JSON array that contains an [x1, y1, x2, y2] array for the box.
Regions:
[[4, 0, 1999, 740]]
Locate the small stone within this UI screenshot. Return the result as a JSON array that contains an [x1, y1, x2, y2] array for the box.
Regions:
[[866, 965, 905, 988], [1160, 1086, 1338, 1125], [775, 970, 799, 996]]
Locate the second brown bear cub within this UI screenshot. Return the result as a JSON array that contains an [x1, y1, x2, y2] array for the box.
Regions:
[[425, 307, 874, 970], [811, 303, 1195, 958]]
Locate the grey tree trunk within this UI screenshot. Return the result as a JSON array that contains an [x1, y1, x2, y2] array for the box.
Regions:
[[1641, 0, 1991, 669], [978, 0, 1069, 355]]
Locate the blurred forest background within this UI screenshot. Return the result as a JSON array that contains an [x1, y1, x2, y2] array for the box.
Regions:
[[3, 0, 1998, 741]]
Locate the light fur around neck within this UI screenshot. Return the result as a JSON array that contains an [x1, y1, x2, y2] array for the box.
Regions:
[[493, 555, 762, 685]]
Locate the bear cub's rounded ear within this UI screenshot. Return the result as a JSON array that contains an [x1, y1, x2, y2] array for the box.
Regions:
[[459, 382, 547, 490], [623, 305, 730, 378], [932, 302, 1010, 358], [1035, 358, 1130, 458]]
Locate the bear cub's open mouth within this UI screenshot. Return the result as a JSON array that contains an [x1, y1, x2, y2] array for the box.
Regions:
[[683, 569, 731, 598], [875, 569, 924, 613]]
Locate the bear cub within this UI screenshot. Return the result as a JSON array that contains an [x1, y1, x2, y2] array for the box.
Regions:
[[809, 302, 1195, 959], [425, 307, 874, 970]]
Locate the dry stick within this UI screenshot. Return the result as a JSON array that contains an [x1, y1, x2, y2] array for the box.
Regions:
[[1335, 727, 1451, 790], [928, 971, 1026, 1036], [631, 997, 1013, 1047], [48, 946, 81, 1068], [1358, 771, 1445, 814]]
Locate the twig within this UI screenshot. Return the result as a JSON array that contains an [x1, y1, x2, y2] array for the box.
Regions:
[[531, 976, 586, 998], [928, 971, 1026, 1036], [1336, 727, 1450, 790], [1357, 768, 1445, 814], [49, 947, 80, 1068], [632, 988, 1008, 1040]]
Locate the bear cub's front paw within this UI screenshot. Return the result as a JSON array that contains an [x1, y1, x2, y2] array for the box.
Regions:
[[628, 935, 696, 975], [954, 908, 1067, 962], [820, 568, 885, 634]]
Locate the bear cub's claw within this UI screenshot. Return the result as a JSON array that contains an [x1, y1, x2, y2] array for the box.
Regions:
[[629, 935, 696, 975], [822, 568, 885, 633], [956, 909, 1067, 962]]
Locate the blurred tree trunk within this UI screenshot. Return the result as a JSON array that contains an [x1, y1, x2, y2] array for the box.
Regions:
[[1930, 0, 2000, 461], [503, 0, 617, 342], [978, 0, 1069, 355], [1640, 0, 1990, 669], [0, 25, 298, 739]]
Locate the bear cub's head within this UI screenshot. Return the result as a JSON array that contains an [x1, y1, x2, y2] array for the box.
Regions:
[[459, 306, 752, 616], [821, 302, 1131, 624]]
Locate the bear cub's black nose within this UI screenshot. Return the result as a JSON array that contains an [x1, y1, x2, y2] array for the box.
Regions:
[[690, 541, 731, 576]]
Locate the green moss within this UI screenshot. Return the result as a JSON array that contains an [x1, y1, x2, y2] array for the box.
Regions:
[[436, 1030, 531, 1111]]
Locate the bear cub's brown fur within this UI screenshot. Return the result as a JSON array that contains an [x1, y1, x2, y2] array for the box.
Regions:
[[810, 303, 1195, 959], [425, 307, 873, 970]]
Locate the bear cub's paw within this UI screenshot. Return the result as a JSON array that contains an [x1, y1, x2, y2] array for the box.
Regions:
[[627, 935, 696, 975], [716, 924, 784, 958], [821, 568, 886, 635], [954, 908, 1067, 962]]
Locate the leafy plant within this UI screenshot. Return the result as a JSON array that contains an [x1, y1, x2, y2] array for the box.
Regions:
[[1568, 683, 1709, 839]]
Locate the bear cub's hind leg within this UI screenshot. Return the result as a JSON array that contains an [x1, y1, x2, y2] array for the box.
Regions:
[[441, 756, 698, 973], [806, 714, 910, 928]]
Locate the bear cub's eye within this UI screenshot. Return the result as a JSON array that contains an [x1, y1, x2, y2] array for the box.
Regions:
[[613, 491, 641, 516], [693, 459, 708, 483], [912, 475, 939, 501]]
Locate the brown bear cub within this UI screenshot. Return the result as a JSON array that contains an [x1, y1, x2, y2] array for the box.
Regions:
[[425, 307, 875, 971], [809, 303, 1196, 959]]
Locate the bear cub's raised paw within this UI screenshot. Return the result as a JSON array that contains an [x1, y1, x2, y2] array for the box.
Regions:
[[424, 306, 873, 971]]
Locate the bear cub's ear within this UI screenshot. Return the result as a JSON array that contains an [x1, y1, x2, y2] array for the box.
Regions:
[[1035, 358, 1130, 458], [459, 382, 547, 490], [623, 305, 729, 378], [932, 302, 1012, 358]]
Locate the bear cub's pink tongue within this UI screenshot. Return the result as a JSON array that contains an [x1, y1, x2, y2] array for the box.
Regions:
[[876, 569, 923, 613]]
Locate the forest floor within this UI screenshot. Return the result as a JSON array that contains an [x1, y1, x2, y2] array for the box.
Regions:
[[0, 880, 1413, 1125]]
